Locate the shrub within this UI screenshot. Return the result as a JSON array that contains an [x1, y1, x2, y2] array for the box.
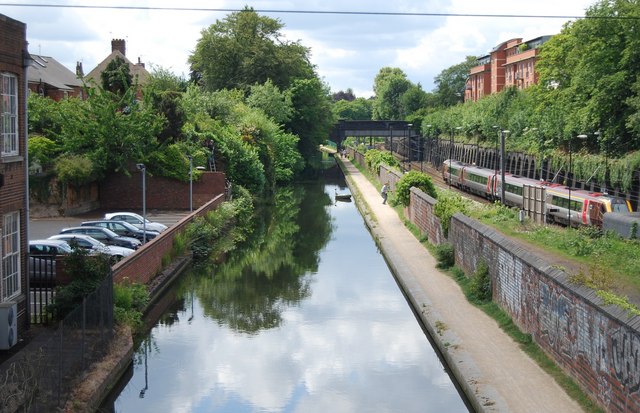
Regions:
[[364, 149, 399, 173], [470, 261, 492, 302], [433, 192, 471, 237], [435, 243, 455, 269], [392, 171, 437, 207], [114, 282, 149, 329]]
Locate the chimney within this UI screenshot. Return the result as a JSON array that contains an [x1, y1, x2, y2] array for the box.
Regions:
[[76, 61, 84, 77], [136, 56, 145, 68], [111, 39, 126, 56]]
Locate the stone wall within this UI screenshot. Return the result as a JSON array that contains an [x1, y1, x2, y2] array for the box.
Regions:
[[449, 214, 640, 412], [350, 146, 640, 411]]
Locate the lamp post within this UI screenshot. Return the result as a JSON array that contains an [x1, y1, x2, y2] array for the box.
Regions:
[[499, 129, 510, 204], [389, 124, 394, 155], [595, 131, 607, 193], [423, 125, 432, 172], [568, 134, 588, 225], [188, 155, 193, 212], [405, 123, 413, 172], [449, 126, 463, 189], [136, 163, 147, 243]]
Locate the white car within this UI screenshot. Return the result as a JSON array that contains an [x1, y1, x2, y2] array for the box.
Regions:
[[48, 234, 135, 261], [103, 212, 168, 233]]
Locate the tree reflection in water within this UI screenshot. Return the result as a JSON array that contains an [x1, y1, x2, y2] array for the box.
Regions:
[[186, 184, 334, 334]]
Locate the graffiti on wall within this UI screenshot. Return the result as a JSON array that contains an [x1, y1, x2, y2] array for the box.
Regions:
[[495, 249, 523, 319], [611, 327, 640, 393]]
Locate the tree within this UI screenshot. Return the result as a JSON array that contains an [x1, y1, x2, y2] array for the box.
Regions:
[[286, 77, 335, 165], [332, 97, 373, 120], [372, 67, 412, 120], [247, 79, 293, 125], [332, 88, 356, 102], [433, 56, 476, 107], [188, 7, 314, 92], [143, 67, 188, 143], [101, 56, 132, 95]]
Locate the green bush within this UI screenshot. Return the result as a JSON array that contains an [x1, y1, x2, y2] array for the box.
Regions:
[[114, 282, 149, 329], [470, 261, 492, 302], [392, 170, 437, 207], [364, 149, 399, 173], [433, 192, 471, 237], [435, 243, 455, 269]]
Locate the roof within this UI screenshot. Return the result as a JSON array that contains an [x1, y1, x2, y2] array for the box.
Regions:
[[84, 50, 149, 86], [28, 54, 82, 91]]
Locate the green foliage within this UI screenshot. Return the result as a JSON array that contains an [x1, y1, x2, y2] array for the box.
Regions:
[[143, 67, 188, 143], [332, 97, 373, 120], [434, 243, 455, 269], [113, 282, 150, 329], [101, 56, 132, 95], [148, 142, 205, 182], [286, 77, 336, 166], [47, 248, 112, 319], [54, 154, 95, 186], [470, 261, 492, 302], [433, 56, 477, 107], [247, 79, 293, 125], [433, 192, 471, 237], [392, 171, 437, 207], [372, 67, 413, 120], [364, 149, 399, 172], [28, 135, 60, 170], [188, 7, 314, 92]]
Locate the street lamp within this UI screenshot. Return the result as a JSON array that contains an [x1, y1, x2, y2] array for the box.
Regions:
[[136, 163, 147, 244], [568, 134, 588, 226], [449, 126, 463, 189], [188, 155, 193, 212], [499, 129, 510, 204], [423, 124, 433, 172], [405, 123, 413, 172], [595, 131, 607, 193], [389, 124, 394, 155]]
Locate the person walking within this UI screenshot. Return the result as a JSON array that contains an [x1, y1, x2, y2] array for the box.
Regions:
[[381, 182, 389, 204]]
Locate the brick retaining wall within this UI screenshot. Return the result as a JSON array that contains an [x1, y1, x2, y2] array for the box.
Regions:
[[350, 146, 640, 411], [111, 194, 224, 285], [449, 214, 640, 412]]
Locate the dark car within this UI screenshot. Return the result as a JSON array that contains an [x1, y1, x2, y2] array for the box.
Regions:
[[80, 220, 159, 242], [59, 226, 142, 250], [29, 239, 73, 286]]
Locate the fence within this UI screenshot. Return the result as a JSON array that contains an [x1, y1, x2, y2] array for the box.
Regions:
[[0, 273, 114, 412]]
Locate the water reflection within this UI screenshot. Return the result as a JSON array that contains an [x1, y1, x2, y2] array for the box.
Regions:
[[107, 178, 468, 412]]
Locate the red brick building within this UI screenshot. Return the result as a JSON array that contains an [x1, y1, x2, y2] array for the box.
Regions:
[[27, 54, 84, 100], [0, 14, 30, 346], [465, 36, 551, 102], [84, 39, 149, 87]]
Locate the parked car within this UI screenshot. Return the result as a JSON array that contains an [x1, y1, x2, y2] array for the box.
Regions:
[[59, 226, 142, 250], [80, 220, 159, 242], [29, 239, 73, 286], [104, 212, 168, 233], [48, 234, 135, 261]]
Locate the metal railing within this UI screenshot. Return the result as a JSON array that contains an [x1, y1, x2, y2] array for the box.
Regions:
[[0, 273, 114, 412]]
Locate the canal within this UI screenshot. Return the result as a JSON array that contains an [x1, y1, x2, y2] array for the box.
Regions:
[[102, 173, 469, 412]]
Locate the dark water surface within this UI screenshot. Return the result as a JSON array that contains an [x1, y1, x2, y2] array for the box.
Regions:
[[104, 176, 469, 413]]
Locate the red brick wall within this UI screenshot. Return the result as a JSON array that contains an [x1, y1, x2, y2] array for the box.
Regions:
[[100, 171, 226, 211], [112, 194, 225, 285], [450, 214, 640, 412], [0, 14, 28, 333], [408, 188, 444, 245]]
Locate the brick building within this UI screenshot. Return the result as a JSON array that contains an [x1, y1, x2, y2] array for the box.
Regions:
[[27, 54, 84, 100], [0, 14, 30, 346], [465, 35, 551, 103], [84, 39, 149, 87]]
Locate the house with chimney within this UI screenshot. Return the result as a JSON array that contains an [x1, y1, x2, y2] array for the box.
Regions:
[[0, 13, 30, 348], [84, 39, 149, 88], [27, 54, 84, 100]]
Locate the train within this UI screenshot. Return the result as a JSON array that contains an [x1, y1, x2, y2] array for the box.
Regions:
[[442, 159, 632, 228]]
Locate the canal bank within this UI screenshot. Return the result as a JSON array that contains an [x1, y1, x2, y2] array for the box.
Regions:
[[337, 157, 583, 413]]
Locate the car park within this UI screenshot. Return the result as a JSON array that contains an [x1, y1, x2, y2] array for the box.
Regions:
[[104, 212, 168, 233], [29, 239, 73, 286], [80, 220, 159, 242], [59, 226, 142, 250], [48, 234, 135, 261]]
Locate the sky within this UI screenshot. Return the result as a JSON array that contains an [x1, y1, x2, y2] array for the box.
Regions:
[[1, 0, 597, 98]]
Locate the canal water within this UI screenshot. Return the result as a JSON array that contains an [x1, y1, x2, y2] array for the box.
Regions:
[[103, 174, 469, 412]]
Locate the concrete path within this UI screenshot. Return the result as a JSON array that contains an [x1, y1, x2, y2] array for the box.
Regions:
[[340, 158, 583, 413]]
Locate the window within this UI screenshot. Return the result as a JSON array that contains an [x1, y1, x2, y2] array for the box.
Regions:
[[2, 212, 20, 300], [1, 73, 19, 157]]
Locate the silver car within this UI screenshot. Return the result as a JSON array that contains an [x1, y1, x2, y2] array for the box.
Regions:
[[29, 239, 73, 286], [48, 234, 135, 261], [104, 212, 168, 233]]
